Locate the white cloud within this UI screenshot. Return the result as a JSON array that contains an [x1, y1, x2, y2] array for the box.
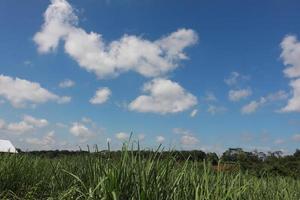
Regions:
[[69, 122, 93, 139], [279, 35, 300, 113], [56, 122, 68, 128], [224, 72, 240, 86], [224, 72, 249, 86], [59, 79, 75, 88], [280, 35, 300, 78], [228, 88, 252, 102], [207, 105, 227, 115], [190, 109, 198, 117], [23, 115, 48, 128], [180, 135, 199, 145], [129, 78, 197, 114], [0, 74, 70, 108], [33, 0, 77, 53], [156, 136, 165, 143], [34, 0, 198, 79], [26, 131, 56, 146], [90, 87, 111, 105], [281, 79, 300, 112], [6, 121, 34, 133], [292, 134, 300, 142], [240, 90, 288, 114], [115, 132, 129, 140], [204, 92, 217, 102], [266, 90, 289, 101], [57, 96, 72, 104], [241, 97, 266, 114], [0, 115, 49, 134], [173, 128, 199, 145], [173, 128, 191, 135]]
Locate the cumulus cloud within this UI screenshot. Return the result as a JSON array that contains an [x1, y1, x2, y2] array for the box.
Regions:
[[156, 136, 165, 143], [173, 128, 199, 145], [0, 74, 70, 108], [241, 97, 266, 114], [90, 87, 111, 104], [115, 132, 129, 140], [280, 35, 300, 112], [23, 115, 48, 127], [228, 88, 252, 102], [69, 122, 93, 141], [241, 90, 288, 114], [204, 92, 217, 102], [266, 90, 289, 101], [26, 131, 56, 146], [180, 135, 199, 145], [129, 78, 197, 114], [34, 0, 198, 79], [59, 79, 75, 88], [207, 105, 227, 115], [281, 79, 300, 112], [6, 121, 34, 133], [280, 35, 300, 78], [57, 96, 72, 104], [0, 115, 49, 134], [224, 71, 249, 86], [190, 109, 198, 117]]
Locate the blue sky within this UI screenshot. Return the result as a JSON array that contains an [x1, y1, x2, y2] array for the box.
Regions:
[[0, 0, 300, 153]]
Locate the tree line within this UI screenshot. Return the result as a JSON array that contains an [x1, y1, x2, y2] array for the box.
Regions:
[[14, 147, 300, 178]]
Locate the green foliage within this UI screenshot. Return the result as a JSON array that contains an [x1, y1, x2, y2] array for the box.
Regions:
[[1, 146, 300, 199]]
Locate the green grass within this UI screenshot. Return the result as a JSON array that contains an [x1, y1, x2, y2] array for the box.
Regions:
[[1, 146, 300, 199]]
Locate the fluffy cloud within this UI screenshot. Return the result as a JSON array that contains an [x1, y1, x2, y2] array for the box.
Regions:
[[280, 35, 300, 78], [228, 88, 252, 102], [207, 105, 227, 115], [0, 115, 49, 134], [204, 92, 217, 102], [224, 72, 249, 86], [115, 132, 129, 141], [69, 122, 93, 139], [0, 74, 70, 108], [6, 121, 34, 133], [241, 97, 266, 114], [180, 135, 199, 145], [280, 35, 300, 112], [266, 90, 289, 101], [34, 0, 198, 79], [129, 78, 197, 114], [190, 109, 198, 117], [240, 90, 288, 114], [59, 79, 75, 88], [90, 87, 111, 104], [23, 115, 48, 128], [156, 136, 165, 143], [173, 128, 199, 145], [26, 131, 56, 146], [281, 79, 300, 112]]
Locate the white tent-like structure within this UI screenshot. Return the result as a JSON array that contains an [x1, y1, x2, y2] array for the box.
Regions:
[[0, 140, 18, 153]]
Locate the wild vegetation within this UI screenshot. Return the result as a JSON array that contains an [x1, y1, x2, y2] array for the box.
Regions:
[[1, 145, 300, 199]]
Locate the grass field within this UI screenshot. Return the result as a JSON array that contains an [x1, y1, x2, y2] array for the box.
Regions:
[[1, 146, 300, 200]]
